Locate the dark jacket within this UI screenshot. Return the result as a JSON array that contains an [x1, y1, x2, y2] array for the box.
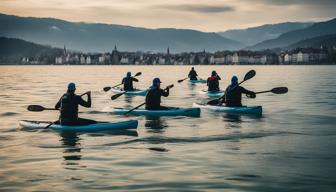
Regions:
[[122, 77, 139, 91], [224, 85, 254, 107], [207, 75, 221, 91], [188, 70, 198, 80], [145, 86, 169, 110], [55, 92, 91, 123]]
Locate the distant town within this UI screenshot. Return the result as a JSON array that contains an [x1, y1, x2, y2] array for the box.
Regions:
[[19, 45, 336, 65]]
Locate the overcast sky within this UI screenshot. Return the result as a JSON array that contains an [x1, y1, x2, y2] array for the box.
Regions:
[[1, 0, 336, 32]]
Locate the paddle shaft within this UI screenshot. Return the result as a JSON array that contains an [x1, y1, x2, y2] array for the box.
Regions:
[[255, 90, 272, 94], [125, 102, 146, 115]]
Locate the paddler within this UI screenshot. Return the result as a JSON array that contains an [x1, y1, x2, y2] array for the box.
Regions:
[[55, 83, 96, 125], [188, 67, 198, 80], [220, 76, 256, 107], [145, 78, 170, 110], [207, 70, 221, 91], [122, 72, 139, 91]]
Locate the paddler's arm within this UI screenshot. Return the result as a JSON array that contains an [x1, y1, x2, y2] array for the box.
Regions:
[[132, 77, 139, 82], [121, 78, 125, 84], [217, 75, 221, 80], [78, 91, 92, 108], [55, 97, 61, 109]]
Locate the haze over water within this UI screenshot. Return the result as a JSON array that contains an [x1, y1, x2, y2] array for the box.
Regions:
[[0, 65, 336, 191]]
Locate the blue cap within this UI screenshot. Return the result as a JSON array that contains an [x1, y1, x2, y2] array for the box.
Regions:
[[153, 77, 162, 85], [127, 72, 131, 77], [212, 70, 217, 76], [67, 82, 76, 91], [231, 76, 238, 85]]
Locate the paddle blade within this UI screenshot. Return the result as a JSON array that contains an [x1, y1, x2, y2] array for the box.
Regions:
[[243, 70, 256, 81], [271, 87, 288, 94], [103, 87, 111, 92], [27, 105, 45, 112], [134, 72, 142, 77], [166, 84, 174, 89], [111, 93, 124, 100]]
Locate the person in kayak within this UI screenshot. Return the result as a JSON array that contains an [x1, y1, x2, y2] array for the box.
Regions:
[[145, 78, 170, 110], [122, 72, 139, 91], [188, 67, 198, 80], [55, 83, 96, 125], [221, 76, 256, 107], [207, 70, 221, 91]]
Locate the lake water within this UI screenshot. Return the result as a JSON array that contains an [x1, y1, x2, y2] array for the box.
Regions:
[[0, 65, 336, 191]]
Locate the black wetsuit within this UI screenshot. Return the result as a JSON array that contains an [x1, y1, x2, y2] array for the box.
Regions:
[[223, 85, 255, 107], [55, 92, 95, 125], [145, 86, 169, 110], [188, 70, 198, 80], [207, 75, 221, 91], [122, 77, 139, 91]]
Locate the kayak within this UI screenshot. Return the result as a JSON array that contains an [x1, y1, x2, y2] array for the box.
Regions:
[[193, 103, 262, 115], [111, 88, 148, 96], [105, 107, 201, 117], [199, 90, 224, 97], [189, 79, 207, 84], [19, 120, 138, 132]]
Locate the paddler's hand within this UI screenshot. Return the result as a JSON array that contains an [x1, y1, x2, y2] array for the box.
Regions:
[[247, 92, 256, 98]]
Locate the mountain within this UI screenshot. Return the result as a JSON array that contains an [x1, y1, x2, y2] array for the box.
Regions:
[[0, 36, 61, 64], [287, 34, 336, 49], [0, 13, 243, 53], [248, 18, 336, 50], [218, 22, 313, 46]]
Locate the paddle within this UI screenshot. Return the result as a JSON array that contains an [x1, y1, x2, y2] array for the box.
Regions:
[[27, 105, 58, 112], [178, 77, 189, 83], [207, 70, 256, 105], [103, 72, 142, 92], [124, 84, 174, 115], [255, 87, 288, 95]]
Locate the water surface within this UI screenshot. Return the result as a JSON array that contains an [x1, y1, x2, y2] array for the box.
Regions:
[[0, 65, 336, 191]]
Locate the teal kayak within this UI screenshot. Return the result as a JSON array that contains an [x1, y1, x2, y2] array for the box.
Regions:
[[193, 103, 262, 115], [111, 88, 148, 96], [199, 90, 224, 97], [189, 79, 206, 84], [19, 120, 138, 132], [106, 107, 201, 117]]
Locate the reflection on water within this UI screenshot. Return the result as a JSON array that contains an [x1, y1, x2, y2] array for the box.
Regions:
[[60, 132, 82, 167], [1, 65, 336, 191], [144, 116, 167, 133]]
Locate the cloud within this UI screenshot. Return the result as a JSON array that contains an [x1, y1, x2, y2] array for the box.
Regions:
[[156, 4, 235, 13]]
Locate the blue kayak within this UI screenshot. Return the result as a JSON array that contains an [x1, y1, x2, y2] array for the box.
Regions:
[[189, 79, 206, 84], [193, 103, 262, 115], [199, 90, 224, 97], [19, 120, 138, 132], [111, 88, 148, 96], [107, 107, 201, 117]]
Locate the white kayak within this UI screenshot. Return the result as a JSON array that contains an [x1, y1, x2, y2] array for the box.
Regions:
[[111, 88, 148, 96], [193, 103, 262, 115], [19, 120, 138, 132]]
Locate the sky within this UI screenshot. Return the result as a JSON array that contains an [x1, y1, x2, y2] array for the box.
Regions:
[[1, 0, 336, 32]]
